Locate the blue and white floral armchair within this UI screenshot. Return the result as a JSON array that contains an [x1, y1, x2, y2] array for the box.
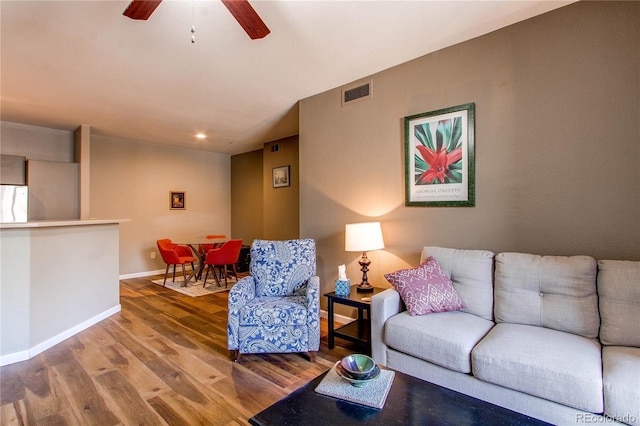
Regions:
[[227, 239, 320, 362]]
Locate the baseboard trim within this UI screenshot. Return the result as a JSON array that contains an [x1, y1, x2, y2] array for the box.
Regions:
[[0, 350, 30, 367], [119, 266, 195, 280], [320, 309, 354, 324], [119, 269, 165, 279], [0, 304, 122, 366]]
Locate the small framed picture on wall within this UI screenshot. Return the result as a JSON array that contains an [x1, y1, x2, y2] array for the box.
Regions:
[[170, 191, 186, 210], [272, 165, 290, 188]]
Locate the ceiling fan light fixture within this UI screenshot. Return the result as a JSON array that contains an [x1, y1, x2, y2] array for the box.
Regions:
[[123, 0, 270, 40]]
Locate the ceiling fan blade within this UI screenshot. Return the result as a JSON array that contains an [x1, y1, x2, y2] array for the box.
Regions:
[[221, 0, 270, 40], [123, 0, 163, 20]]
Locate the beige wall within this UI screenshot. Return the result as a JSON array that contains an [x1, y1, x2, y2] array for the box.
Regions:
[[90, 135, 231, 275], [300, 1, 640, 302], [231, 149, 264, 243], [230, 135, 300, 245], [263, 136, 299, 240]]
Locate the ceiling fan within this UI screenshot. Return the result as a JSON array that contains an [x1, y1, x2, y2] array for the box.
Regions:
[[123, 0, 270, 40]]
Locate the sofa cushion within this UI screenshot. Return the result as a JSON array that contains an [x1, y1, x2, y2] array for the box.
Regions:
[[384, 310, 494, 373], [472, 323, 603, 413], [598, 260, 640, 347], [421, 246, 495, 321], [239, 296, 308, 326], [494, 252, 599, 338], [384, 257, 465, 316], [602, 346, 640, 426]]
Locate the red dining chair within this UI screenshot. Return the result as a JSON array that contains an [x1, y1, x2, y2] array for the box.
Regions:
[[156, 239, 197, 286], [203, 239, 243, 288], [199, 234, 228, 255]]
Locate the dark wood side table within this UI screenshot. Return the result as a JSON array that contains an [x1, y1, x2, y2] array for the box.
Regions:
[[324, 285, 386, 354]]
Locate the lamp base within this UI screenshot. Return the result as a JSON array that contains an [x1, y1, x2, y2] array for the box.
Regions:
[[356, 283, 374, 293], [356, 251, 374, 293]]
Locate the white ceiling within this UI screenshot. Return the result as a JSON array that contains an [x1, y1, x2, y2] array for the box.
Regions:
[[1, 0, 573, 155]]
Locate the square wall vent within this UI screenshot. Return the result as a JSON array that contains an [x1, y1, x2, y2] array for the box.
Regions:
[[341, 80, 373, 107]]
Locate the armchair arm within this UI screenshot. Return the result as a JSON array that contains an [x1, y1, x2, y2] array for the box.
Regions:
[[305, 276, 320, 351], [371, 288, 404, 366], [227, 276, 257, 350]]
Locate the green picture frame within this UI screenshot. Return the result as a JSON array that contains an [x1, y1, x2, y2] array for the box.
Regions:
[[404, 102, 475, 207]]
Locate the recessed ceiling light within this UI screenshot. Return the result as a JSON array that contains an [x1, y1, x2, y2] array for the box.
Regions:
[[195, 133, 206, 139]]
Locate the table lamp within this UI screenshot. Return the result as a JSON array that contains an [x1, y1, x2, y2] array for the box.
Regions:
[[345, 222, 385, 293]]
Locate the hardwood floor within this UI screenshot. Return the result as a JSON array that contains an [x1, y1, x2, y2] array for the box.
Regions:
[[0, 276, 356, 425]]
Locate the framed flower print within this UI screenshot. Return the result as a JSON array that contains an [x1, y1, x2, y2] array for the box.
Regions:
[[404, 103, 475, 207]]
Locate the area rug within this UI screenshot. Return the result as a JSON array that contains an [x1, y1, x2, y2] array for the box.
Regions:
[[151, 277, 235, 297]]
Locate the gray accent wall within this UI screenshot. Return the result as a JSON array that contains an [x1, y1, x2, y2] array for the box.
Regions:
[[1, 121, 74, 162], [0, 154, 26, 185], [27, 160, 79, 220], [299, 1, 640, 301]]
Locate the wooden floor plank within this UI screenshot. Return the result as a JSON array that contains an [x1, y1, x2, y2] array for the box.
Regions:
[[146, 394, 192, 426], [147, 391, 216, 425], [143, 357, 209, 405], [69, 336, 119, 380], [149, 323, 199, 351], [94, 370, 165, 425], [101, 318, 161, 364], [0, 399, 35, 426], [0, 363, 25, 405], [19, 357, 77, 425], [98, 343, 172, 400], [51, 359, 121, 425], [34, 411, 73, 426], [144, 337, 227, 388], [0, 276, 357, 426]]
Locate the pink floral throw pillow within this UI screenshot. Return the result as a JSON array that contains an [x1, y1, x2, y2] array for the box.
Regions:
[[384, 257, 465, 316]]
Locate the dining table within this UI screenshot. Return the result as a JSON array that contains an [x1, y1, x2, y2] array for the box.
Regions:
[[174, 237, 226, 286]]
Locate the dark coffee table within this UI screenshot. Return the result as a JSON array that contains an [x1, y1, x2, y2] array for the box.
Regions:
[[249, 368, 550, 425]]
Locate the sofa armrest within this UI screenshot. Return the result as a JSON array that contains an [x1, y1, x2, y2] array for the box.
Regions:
[[228, 276, 256, 309], [305, 276, 320, 320], [371, 288, 404, 366], [305, 276, 321, 351], [227, 276, 256, 350]]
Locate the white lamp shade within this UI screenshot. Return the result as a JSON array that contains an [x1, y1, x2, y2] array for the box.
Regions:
[[345, 222, 385, 252]]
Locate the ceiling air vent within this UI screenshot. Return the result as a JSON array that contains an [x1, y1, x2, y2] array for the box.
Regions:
[[341, 80, 373, 107]]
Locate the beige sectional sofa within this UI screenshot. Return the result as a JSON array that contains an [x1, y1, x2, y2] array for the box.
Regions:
[[371, 246, 639, 425]]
